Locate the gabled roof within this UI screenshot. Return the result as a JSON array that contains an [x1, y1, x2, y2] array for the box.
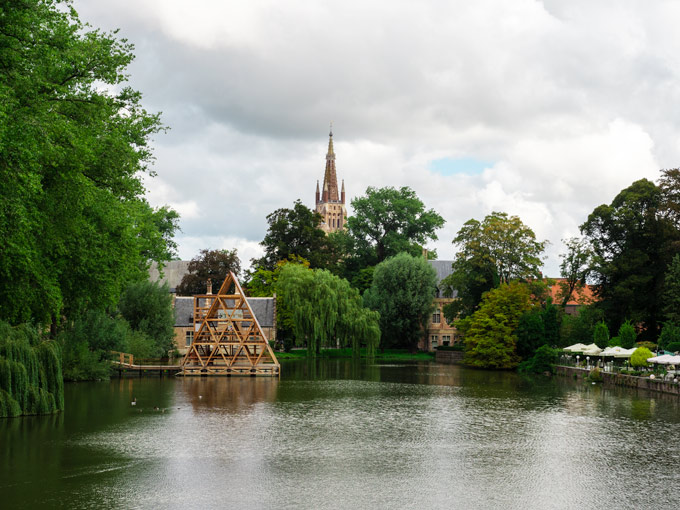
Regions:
[[173, 296, 275, 328], [149, 260, 190, 293], [547, 278, 596, 306], [427, 260, 458, 298]]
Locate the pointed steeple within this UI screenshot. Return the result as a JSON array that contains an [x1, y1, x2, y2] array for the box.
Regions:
[[315, 180, 320, 204], [341, 179, 345, 205], [321, 123, 339, 202]]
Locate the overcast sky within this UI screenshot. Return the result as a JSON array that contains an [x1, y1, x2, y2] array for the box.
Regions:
[[74, 0, 680, 276]]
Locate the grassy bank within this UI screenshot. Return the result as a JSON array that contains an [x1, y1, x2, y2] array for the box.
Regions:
[[275, 348, 435, 361]]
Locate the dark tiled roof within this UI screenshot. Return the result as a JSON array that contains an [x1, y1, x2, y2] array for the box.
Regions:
[[174, 297, 193, 327], [427, 260, 458, 299], [148, 260, 191, 293], [173, 296, 275, 328], [247, 298, 275, 328]]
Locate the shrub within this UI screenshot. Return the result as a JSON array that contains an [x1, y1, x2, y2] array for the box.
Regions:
[[666, 341, 680, 353], [658, 322, 680, 350], [518, 345, 559, 374], [630, 347, 654, 368], [588, 367, 603, 382]]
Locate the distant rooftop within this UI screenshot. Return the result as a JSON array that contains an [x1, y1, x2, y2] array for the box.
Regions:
[[427, 260, 457, 299], [148, 260, 190, 293]]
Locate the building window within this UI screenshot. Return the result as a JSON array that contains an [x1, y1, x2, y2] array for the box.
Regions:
[[442, 335, 451, 346], [430, 335, 438, 348], [432, 309, 441, 324], [185, 331, 194, 347]]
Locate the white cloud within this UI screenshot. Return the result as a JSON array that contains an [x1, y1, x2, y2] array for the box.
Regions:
[[72, 0, 680, 278]]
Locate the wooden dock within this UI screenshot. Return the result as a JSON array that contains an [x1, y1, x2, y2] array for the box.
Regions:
[[111, 351, 182, 377]]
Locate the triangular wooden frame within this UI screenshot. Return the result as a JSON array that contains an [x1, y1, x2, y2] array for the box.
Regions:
[[179, 272, 280, 376]]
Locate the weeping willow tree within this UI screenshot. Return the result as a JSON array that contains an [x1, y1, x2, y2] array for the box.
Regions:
[[0, 322, 64, 418], [276, 264, 380, 357]]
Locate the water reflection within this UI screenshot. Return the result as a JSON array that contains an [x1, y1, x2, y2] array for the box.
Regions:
[[2, 361, 680, 509]]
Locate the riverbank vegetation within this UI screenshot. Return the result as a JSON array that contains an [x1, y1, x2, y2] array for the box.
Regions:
[[0, 1, 180, 408]]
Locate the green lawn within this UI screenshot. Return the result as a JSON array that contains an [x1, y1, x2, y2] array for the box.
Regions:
[[274, 348, 435, 361]]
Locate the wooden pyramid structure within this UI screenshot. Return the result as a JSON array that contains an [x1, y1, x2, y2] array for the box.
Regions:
[[179, 272, 280, 376]]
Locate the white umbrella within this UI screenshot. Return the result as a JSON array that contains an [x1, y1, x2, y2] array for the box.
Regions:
[[647, 354, 675, 364], [564, 343, 589, 353]]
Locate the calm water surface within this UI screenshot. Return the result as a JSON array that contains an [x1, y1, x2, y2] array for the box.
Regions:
[[2, 360, 680, 509]]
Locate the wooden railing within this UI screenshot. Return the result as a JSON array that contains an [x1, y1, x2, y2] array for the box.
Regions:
[[110, 351, 134, 366]]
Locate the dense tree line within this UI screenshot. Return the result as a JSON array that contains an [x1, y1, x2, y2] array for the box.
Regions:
[[0, 1, 179, 407]]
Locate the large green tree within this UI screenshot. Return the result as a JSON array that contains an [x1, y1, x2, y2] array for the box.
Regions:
[[364, 252, 437, 351], [442, 212, 546, 320], [581, 177, 680, 340], [462, 281, 533, 369], [0, 0, 178, 327], [347, 186, 445, 266], [176, 249, 241, 296], [254, 200, 328, 271]]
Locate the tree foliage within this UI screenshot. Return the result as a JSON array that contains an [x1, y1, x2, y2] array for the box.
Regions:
[[276, 264, 380, 357], [560, 305, 604, 348], [618, 320, 637, 349], [630, 347, 653, 368], [662, 254, 680, 324], [462, 281, 533, 369], [442, 212, 546, 320], [118, 281, 175, 357], [558, 237, 592, 308], [581, 176, 680, 340], [0, 0, 178, 327], [658, 322, 680, 351], [0, 321, 63, 417], [516, 308, 545, 361], [593, 321, 610, 349], [176, 249, 241, 296], [347, 186, 445, 266], [518, 345, 560, 374], [255, 200, 329, 271], [364, 252, 437, 351]]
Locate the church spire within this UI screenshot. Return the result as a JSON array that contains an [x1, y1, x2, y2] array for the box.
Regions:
[[322, 123, 339, 202]]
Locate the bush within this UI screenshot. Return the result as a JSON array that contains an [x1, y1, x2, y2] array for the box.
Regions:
[[658, 322, 680, 350], [630, 347, 654, 368], [588, 367, 603, 382], [608, 336, 621, 347], [666, 341, 680, 353], [436, 344, 464, 351], [518, 344, 559, 374]]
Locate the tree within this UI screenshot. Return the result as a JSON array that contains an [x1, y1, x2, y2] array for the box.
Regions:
[[560, 305, 604, 348], [442, 212, 546, 320], [593, 321, 610, 349], [276, 264, 380, 357], [558, 237, 592, 308], [118, 281, 175, 357], [581, 177, 680, 340], [364, 252, 437, 351], [516, 308, 545, 360], [255, 200, 328, 271], [347, 186, 445, 266], [618, 320, 637, 349], [0, 0, 178, 328], [176, 249, 241, 296], [662, 254, 680, 324], [462, 281, 533, 369]]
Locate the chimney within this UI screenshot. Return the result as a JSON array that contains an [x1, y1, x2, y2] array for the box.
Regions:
[[206, 278, 213, 295]]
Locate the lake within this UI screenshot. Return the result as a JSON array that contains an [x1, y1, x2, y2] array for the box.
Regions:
[[2, 360, 680, 509]]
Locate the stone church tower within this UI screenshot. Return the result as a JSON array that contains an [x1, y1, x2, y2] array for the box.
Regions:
[[315, 127, 347, 233]]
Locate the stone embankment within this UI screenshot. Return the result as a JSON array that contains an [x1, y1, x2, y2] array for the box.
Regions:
[[435, 350, 464, 364], [556, 365, 680, 396]]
